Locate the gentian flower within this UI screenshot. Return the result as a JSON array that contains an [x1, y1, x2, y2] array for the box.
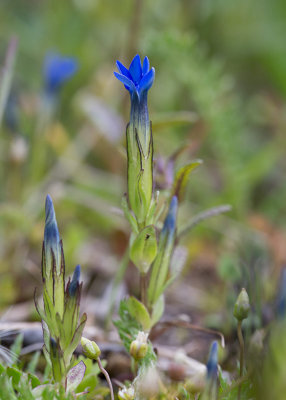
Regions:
[[114, 55, 155, 154], [43, 52, 78, 95], [114, 55, 155, 226]]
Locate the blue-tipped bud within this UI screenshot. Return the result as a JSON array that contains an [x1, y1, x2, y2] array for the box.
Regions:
[[44, 195, 61, 275], [69, 265, 81, 297], [162, 196, 178, 239], [206, 341, 218, 381], [44, 52, 78, 95]]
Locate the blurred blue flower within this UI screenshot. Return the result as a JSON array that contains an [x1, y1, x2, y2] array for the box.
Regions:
[[43, 53, 78, 94], [114, 54, 155, 99], [206, 341, 218, 380]]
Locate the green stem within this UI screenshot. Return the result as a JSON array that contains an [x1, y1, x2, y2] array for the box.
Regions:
[[140, 272, 147, 307], [97, 357, 114, 400], [237, 320, 244, 400]]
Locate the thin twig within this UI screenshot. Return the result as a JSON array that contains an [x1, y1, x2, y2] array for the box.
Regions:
[[97, 357, 114, 400]]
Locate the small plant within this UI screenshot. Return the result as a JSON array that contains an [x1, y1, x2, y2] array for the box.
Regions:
[[35, 195, 87, 386]]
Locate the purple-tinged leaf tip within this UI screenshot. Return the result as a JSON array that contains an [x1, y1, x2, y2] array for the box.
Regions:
[[69, 265, 81, 296]]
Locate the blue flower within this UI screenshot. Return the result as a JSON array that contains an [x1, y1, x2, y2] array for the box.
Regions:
[[43, 53, 78, 94], [114, 55, 155, 225], [114, 54, 155, 99]]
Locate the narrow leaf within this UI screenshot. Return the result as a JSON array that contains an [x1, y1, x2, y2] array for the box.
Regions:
[[172, 160, 202, 202]]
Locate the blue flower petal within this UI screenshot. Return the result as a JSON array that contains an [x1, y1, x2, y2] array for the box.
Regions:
[[142, 56, 150, 74], [138, 67, 155, 95], [116, 60, 132, 79], [129, 54, 142, 84], [114, 71, 137, 93]]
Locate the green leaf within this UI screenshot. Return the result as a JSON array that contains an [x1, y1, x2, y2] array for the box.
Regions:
[[66, 360, 86, 392], [130, 225, 157, 274], [65, 313, 87, 360], [6, 366, 21, 387], [172, 160, 202, 202], [28, 372, 41, 389], [126, 296, 152, 331]]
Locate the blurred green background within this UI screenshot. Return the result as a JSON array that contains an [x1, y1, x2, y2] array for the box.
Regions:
[[0, 0, 285, 336]]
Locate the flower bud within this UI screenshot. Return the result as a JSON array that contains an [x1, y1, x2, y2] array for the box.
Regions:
[[233, 288, 250, 321], [118, 386, 135, 400], [44, 194, 61, 276], [69, 265, 81, 297], [130, 331, 148, 361], [81, 337, 101, 360]]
